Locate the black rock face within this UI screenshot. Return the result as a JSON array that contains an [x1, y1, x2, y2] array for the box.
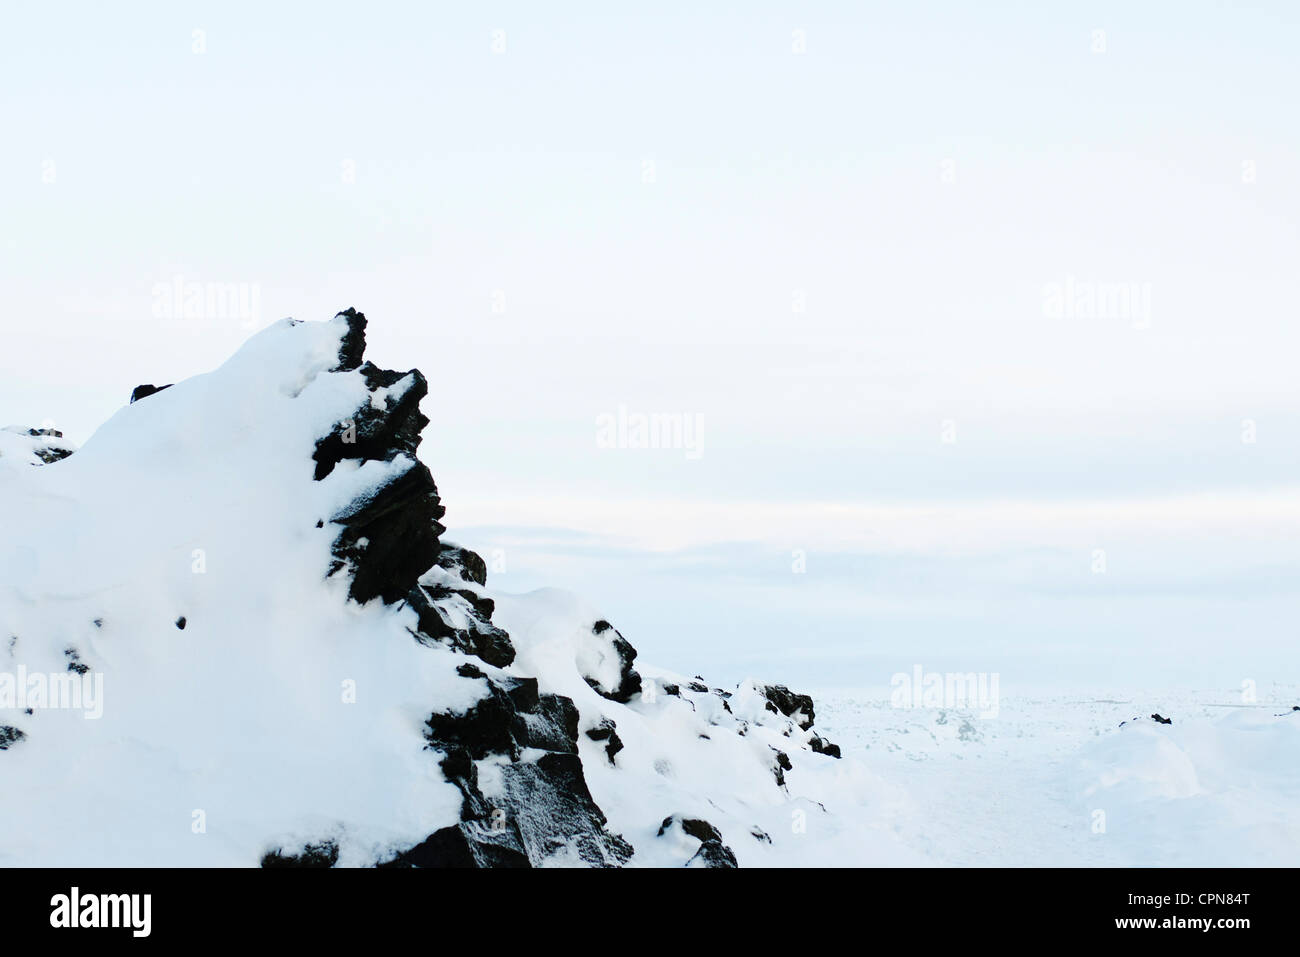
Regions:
[[0, 726, 26, 750], [333, 306, 368, 372], [411, 668, 633, 868], [329, 460, 446, 605], [314, 309, 445, 608]]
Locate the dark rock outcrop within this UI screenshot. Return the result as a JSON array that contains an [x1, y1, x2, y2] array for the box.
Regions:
[[0, 726, 26, 750], [409, 661, 632, 868], [771, 748, 792, 785], [315, 309, 444, 608], [406, 580, 514, 668], [328, 459, 445, 605], [261, 840, 339, 868], [384, 821, 530, 868], [658, 814, 738, 868], [659, 815, 725, 844], [246, 308, 842, 867], [809, 734, 842, 759], [311, 311, 515, 673], [1120, 713, 1174, 728], [688, 840, 739, 868], [585, 718, 624, 764], [63, 647, 90, 675], [434, 544, 487, 587], [308, 308, 633, 867], [129, 384, 172, 404], [759, 684, 816, 730]]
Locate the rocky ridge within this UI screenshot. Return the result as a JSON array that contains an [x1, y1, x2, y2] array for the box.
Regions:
[[9, 308, 844, 868]]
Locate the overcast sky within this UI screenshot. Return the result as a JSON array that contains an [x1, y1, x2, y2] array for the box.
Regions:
[[3, 2, 1298, 693]]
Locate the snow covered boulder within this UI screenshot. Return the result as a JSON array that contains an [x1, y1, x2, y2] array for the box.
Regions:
[[0, 426, 76, 467], [578, 620, 642, 703], [756, 683, 817, 730], [657, 814, 738, 868]]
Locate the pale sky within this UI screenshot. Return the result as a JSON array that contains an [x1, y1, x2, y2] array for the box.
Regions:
[[3, 2, 1298, 692]]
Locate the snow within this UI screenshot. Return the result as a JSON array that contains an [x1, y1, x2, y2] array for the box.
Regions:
[[3, 313, 1295, 867], [813, 689, 1300, 865]]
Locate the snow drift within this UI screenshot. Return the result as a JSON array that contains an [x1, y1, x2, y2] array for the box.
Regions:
[[0, 310, 905, 867]]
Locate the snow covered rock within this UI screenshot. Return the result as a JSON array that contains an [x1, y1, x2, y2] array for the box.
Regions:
[[0, 309, 881, 868], [756, 683, 817, 730], [579, 620, 642, 703], [0, 426, 76, 468], [657, 815, 737, 868], [129, 383, 172, 403]]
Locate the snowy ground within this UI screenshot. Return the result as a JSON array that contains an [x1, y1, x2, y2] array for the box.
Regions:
[[812, 684, 1300, 866]]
